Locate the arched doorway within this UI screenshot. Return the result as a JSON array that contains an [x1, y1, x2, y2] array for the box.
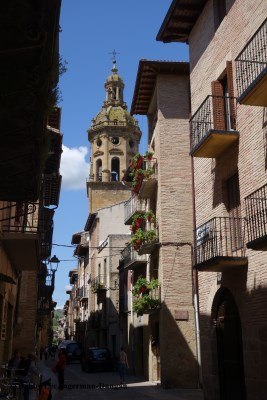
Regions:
[[111, 157, 120, 181], [213, 288, 246, 400]]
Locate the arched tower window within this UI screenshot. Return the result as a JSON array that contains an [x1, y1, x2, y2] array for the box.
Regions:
[[111, 157, 120, 181], [96, 159, 102, 182]]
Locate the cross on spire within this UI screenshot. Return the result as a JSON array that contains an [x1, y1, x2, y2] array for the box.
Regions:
[[109, 49, 120, 64]]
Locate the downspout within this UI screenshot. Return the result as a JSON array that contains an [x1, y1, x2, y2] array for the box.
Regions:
[[191, 150, 202, 388]]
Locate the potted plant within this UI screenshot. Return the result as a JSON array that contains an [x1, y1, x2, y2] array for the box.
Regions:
[[132, 277, 160, 316]]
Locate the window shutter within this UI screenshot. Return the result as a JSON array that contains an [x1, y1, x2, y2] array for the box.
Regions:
[[211, 81, 225, 130], [226, 61, 236, 130]]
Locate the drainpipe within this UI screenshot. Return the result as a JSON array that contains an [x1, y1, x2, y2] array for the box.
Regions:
[[130, 270, 135, 375], [191, 155, 202, 388]]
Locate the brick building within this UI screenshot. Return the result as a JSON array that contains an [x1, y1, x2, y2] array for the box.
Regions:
[[122, 60, 198, 387], [158, 1, 267, 399]]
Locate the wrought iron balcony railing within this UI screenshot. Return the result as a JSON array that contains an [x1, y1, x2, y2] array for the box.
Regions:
[[235, 18, 267, 106], [91, 275, 107, 292], [121, 245, 147, 270], [0, 202, 38, 234], [124, 195, 146, 225], [76, 286, 88, 299], [190, 95, 238, 158], [194, 217, 247, 271], [245, 183, 267, 250]]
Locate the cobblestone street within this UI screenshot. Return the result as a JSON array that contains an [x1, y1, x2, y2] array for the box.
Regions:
[[32, 359, 203, 400]]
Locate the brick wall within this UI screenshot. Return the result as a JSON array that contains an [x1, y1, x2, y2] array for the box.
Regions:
[[189, 1, 267, 398], [153, 74, 198, 388]]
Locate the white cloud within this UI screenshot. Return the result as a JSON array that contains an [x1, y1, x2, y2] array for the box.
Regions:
[[60, 145, 90, 190]]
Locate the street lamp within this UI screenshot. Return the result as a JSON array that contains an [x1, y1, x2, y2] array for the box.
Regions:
[[49, 255, 60, 272], [49, 255, 60, 287]]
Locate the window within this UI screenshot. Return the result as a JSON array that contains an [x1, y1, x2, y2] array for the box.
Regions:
[[111, 157, 120, 181], [96, 159, 102, 182]]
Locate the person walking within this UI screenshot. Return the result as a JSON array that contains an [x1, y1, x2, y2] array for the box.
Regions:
[[52, 349, 66, 390], [118, 346, 129, 384]]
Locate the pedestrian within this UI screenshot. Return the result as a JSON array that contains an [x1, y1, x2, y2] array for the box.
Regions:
[[52, 348, 66, 390], [118, 346, 129, 384]]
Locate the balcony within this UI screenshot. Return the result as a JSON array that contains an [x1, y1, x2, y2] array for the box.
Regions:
[[190, 95, 239, 158], [130, 216, 159, 255], [132, 277, 161, 316], [123, 153, 158, 198], [122, 245, 147, 270], [124, 195, 146, 225], [245, 183, 267, 250], [139, 158, 158, 198], [42, 174, 62, 208], [235, 18, 267, 106], [194, 217, 247, 272], [91, 275, 107, 293], [0, 202, 39, 270], [38, 207, 54, 261], [77, 286, 88, 301], [0, 1, 61, 202]]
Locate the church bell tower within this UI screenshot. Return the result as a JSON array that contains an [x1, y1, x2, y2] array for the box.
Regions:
[[87, 59, 141, 213]]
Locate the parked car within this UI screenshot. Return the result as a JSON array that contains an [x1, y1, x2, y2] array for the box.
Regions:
[[81, 347, 113, 372], [58, 340, 82, 363]]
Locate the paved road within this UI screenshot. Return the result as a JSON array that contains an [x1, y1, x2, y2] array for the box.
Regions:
[[31, 359, 204, 400]]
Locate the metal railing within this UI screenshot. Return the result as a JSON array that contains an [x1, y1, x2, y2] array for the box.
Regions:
[[0, 202, 38, 234], [121, 245, 147, 268], [235, 18, 267, 99], [91, 275, 107, 291], [124, 195, 146, 223], [194, 217, 246, 266], [77, 286, 87, 299], [190, 95, 237, 152], [245, 183, 267, 245], [90, 120, 139, 132]]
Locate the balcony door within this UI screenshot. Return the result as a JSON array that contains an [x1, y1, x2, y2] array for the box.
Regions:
[[215, 289, 246, 400]]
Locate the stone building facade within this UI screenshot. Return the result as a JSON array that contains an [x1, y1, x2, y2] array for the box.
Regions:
[[158, 1, 267, 399]]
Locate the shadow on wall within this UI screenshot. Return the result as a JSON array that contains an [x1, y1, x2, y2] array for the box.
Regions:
[[199, 267, 267, 400], [190, 0, 236, 72]]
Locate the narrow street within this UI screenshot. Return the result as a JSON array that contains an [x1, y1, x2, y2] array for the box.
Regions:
[[34, 359, 204, 400]]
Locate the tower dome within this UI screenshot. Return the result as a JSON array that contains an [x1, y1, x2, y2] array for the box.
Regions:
[[87, 60, 141, 195]]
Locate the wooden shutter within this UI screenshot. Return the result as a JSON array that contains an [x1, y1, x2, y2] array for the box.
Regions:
[[211, 81, 225, 130], [226, 61, 236, 130]]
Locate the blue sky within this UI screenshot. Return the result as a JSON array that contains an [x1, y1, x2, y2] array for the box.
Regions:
[[53, 0, 189, 308]]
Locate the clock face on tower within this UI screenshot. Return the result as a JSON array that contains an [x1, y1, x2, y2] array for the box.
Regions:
[[111, 136, 119, 145]]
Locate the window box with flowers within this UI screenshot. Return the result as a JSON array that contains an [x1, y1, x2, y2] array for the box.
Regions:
[[132, 277, 161, 316], [129, 152, 156, 194], [130, 211, 158, 253]]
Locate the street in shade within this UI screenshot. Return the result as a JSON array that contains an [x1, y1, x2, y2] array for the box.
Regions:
[[33, 359, 203, 400]]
